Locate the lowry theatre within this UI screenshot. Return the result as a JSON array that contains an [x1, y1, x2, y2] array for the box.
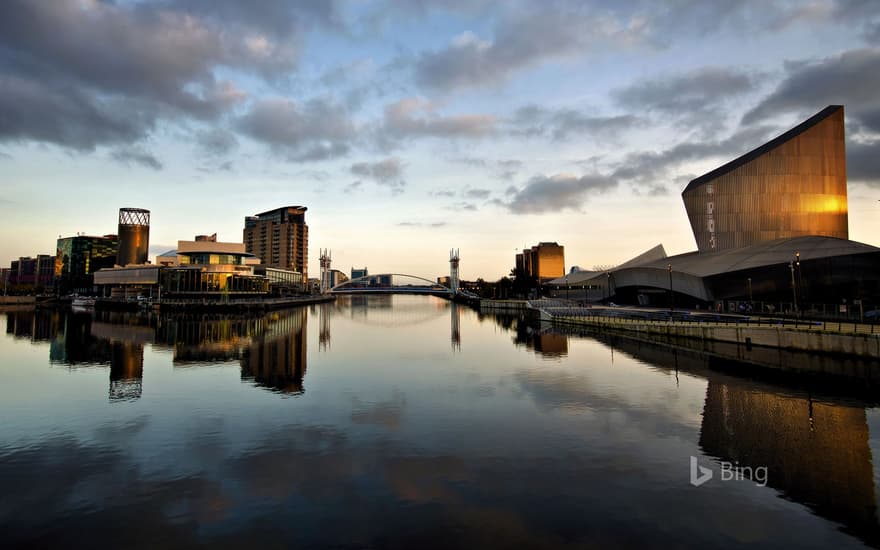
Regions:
[[548, 105, 880, 308]]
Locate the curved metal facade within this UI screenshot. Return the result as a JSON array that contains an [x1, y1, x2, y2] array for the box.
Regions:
[[116, 208, 150, 266], [682, 106, 848, 252]]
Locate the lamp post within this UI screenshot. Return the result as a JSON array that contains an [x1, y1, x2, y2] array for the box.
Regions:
[[747, 277, 753, 310], [789, 259, 798, 316], [795, 251, 803, 308], [667, 264, 673, 314]]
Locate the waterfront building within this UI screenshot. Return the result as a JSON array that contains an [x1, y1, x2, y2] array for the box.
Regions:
[[549, 105, 879, 309], [351, 267, 368, 279], [243, 206, 309, 279], [6, 255, 54, 290], [116, 208, 150, 267], [518, 242, 565, 281], [682, 105, 848, 252], [55, 234, 119, 294], [328, 269, 349, 288], [95, 236, 269, 299], [252, 265, 305, 295]]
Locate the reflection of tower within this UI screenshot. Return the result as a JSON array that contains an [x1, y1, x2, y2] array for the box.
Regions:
[[319, 249, 332, 294], [319, 301, 331, 351], [699, 376, 880, 545], [450, 302, 460, 351], [449, 248, 460, 294], [241, 308, 308, 394], [116, 208, 150, 266], [109, 341, 144, 401]]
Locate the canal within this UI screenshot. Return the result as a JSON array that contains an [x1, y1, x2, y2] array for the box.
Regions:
[[2, 295, 880, 548]]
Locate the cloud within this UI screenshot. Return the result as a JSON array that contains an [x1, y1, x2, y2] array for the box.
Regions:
[[848, 140, 880, 187], [413, 8, 641, 91], [510, 105, 643, 140], [110, 147, 163, 170], [0, 0, 333, 152], [610, 124, 778, 185], [350, 157, 406, 193], [615, 67, 757, 118], [463, 188, 491, 199], [742, 48, 880, 127], [344, 180, 363, 194], [237, 97, 355, 161], [505, 173, 618, 215], [197, 128, 238, 156], [380, 97, 496, 143], [0, 74, 154, 151]]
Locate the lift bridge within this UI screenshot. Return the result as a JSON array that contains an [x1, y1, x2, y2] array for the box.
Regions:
[[330, 273, 453, 296]]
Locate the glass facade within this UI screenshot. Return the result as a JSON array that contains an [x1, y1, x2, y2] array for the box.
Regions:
[[55, 235, 119, 293], [682, 106, 848, 252], [161, 269, 268, 295]]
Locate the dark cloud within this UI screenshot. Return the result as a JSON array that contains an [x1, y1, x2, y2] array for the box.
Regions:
[[510, 104, 643, 140], [380, 97, 496, 142], [0, 74, 154, 151], [505, 173, 618, 215], [609, 124, 778, 185], [237, 97, 355, 161], [742, 48, 880, 127], [614, 67, 756, 118], [0, 0, 333, 152], [351, 157, 406, 193], [413, 8, 630, 91], [110, 147, 163, 171], [196, 128, 238, 156], [848, 140, 880, 187]]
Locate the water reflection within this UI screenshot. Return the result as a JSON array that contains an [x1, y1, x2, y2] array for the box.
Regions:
[[548, 325, 880, 547], [480, 312, 568, 358], [4, 301, 880, 548], [241, 308, 307, 394], [109, 341, 144, 401]]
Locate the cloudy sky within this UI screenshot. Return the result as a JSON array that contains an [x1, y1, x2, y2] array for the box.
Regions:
[[1, 0, 879, 280]]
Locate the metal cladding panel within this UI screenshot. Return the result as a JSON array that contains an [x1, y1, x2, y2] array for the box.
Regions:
[[117, 224, 150, 266], [683, 106, 848, 252]]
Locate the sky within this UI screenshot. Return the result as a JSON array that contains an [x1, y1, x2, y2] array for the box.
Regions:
[[1, 0, 879, 281]]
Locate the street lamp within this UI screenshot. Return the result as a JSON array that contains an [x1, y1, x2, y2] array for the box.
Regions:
[[789, 259, 798, 316], [747, 277, 753, 309], [667, 264, 673, 313]]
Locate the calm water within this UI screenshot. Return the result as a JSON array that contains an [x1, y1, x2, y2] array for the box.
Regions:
[[2, 295, 880, 548]]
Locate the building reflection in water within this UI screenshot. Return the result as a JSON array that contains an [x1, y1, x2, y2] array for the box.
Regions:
[[318, 302, 331, 351], [586, 331, 880, 547], [241, 308, 307, 395], [450, 302, 460, 351], [109, 341, 144, 401], [700, 374, 879, 545], [480, 312, 568, 358]]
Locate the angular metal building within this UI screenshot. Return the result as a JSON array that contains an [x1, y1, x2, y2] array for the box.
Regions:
[[682, 105, 848, 252]]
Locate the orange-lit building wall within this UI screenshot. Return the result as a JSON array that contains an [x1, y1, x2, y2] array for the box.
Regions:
[[682, 106, 848, 252]]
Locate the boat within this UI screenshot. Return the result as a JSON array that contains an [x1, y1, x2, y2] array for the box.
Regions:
[[71, 296, 96, 308]]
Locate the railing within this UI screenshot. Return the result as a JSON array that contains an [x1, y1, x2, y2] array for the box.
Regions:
[[549, 313, 880, 336]]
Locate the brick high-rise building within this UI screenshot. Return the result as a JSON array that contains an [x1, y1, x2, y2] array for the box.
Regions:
[[243, 206, 309, 278]]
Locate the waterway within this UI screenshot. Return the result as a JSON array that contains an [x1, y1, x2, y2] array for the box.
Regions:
[[2, 295, 880, 548]]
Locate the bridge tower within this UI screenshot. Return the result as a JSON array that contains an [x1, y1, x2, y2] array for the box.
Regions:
[[449, 249, 460, 294], [319, 249, 331, 294]]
